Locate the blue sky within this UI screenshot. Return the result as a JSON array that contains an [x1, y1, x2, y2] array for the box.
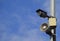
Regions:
[[0, 0, 60, 41]]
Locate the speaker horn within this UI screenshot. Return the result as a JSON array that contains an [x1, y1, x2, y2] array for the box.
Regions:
[[40, 23, 48, 32]]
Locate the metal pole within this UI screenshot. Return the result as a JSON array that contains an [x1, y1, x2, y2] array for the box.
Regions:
[[50, 0, 55, 17], [50, 28, 56, 41], [50, 0, 56, 41]]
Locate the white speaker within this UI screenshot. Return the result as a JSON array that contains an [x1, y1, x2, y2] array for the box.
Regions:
[[40, 23, 48, 32]]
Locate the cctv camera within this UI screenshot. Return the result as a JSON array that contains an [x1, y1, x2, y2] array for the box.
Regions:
[[36, 9, 49, 18]]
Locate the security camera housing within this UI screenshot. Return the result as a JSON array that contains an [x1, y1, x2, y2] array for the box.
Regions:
[[36, 9, 49, 18]]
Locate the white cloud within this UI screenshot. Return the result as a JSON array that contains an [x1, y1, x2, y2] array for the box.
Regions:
[[13, 29, 46, 41], [0, 29, 47, 41], [22, 29, 44, 41]]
